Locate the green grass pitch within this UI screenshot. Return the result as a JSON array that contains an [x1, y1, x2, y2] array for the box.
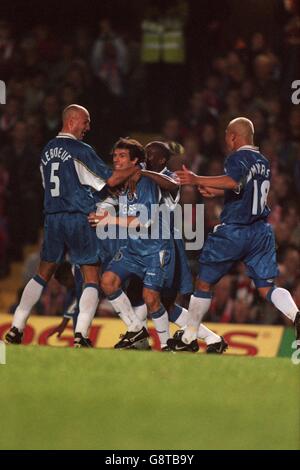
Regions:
[[0, 346, 299, 450]]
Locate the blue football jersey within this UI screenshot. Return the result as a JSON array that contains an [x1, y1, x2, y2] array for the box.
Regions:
[[221, 146, 271, 225], [40, 133, 112, 215], [118, 175, 171, 257]]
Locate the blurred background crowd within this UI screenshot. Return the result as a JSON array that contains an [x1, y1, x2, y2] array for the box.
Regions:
[[0, 0, 299, 326]]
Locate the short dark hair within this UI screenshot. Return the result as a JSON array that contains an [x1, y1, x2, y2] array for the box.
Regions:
[[112, 137, 145, 163], [145, 141, 172, 160]]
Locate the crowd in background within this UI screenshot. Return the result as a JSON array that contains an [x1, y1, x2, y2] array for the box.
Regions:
[[0, 0, 299, 325]]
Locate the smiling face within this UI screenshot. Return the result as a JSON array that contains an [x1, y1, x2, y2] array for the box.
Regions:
[[113, 148, 137, 170], [70, 109, 90, 140], [145, 144, 167, 172]]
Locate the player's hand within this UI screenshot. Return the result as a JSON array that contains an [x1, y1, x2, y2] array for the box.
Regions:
[[198, 186, 216, 198], [47, 318, 69, 338], [176, 165, 198, 185], [125, 167, 141, 196], [88, 210, 109, 227]]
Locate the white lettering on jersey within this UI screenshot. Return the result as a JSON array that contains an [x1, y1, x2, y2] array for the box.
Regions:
[[41, 147, 72, 166]]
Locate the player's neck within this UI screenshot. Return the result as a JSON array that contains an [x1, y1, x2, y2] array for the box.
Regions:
[[236, 144, 258, 151], [234, 139, 255, 151], [58, 130, 77, 140]]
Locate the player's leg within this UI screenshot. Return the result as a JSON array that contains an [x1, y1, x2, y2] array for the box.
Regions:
[[142, 252, 176, 350], [245, 222, 300, 348], [5, 260, 58, 344], [102, 269, 144, 331], [5, 214, 65, 344], [168, 300, 225, 352], [167, 225, 239, 352], [101, 253, 149, 348], [166, 239, 226, 351], [126, 278, 150, 350], [167, 278, 212, 351], [167, 277, 229, 352], [74, 263, 100, 347], [71, 264, 83, 330], [143, 287, 170, 350], [126, 276, 148, 329], [64, 213, 102, 347], [183, 278, 213, 341], [258, 286, 300, 349]]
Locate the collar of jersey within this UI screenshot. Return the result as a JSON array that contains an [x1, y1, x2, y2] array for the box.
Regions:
[[159, 167, 168, 174], [237, 145, 259, 152], [56, 132, 77, 140]]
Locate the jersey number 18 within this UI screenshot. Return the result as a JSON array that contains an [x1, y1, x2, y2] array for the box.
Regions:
[[252, 179, 270, 215]]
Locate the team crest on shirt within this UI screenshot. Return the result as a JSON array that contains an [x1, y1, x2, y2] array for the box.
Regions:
[[113, 250, 123, 262], [127, 191, 137, 202]]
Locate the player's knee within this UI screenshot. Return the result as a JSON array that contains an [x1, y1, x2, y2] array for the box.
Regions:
[[143, 290, 160, 312], [101, 272, 120, 295], [38, 261, 57, 282], [195, 278, 212, 292], [258, 287, 270, 300]]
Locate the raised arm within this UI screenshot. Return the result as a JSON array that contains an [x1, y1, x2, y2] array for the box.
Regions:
[[176, 165, 238, 190]]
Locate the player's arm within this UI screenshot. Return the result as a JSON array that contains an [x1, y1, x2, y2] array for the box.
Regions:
[[75, 149, 141, 191], [107, 166, 141, 188], [198, 186, 225, 198], [176, 165, 238, 190], [88, 211, 140, 228], [141, 170, 179, 192]]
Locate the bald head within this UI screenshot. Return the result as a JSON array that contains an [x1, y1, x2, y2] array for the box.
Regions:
[[225, 117, 255, 152], [227, 117, 254, 138], [62, 104, 89, 124], [61, 104, 90, 140]]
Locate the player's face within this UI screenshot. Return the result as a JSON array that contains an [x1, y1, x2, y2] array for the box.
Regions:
[[71, 111, 90, 140], [113, 148, 137, 169], [146, 146, 166, 172]]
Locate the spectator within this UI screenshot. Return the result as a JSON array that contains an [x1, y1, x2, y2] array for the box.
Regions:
[[0, 21, 15, 80], [91, 18, 128, 97]]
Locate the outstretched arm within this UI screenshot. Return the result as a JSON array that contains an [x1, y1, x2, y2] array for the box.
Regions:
[[107, 166, 141, 188], [141, 170, 179, 192], [198, 186, 225, 198], [176, 165, 238, 190]]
